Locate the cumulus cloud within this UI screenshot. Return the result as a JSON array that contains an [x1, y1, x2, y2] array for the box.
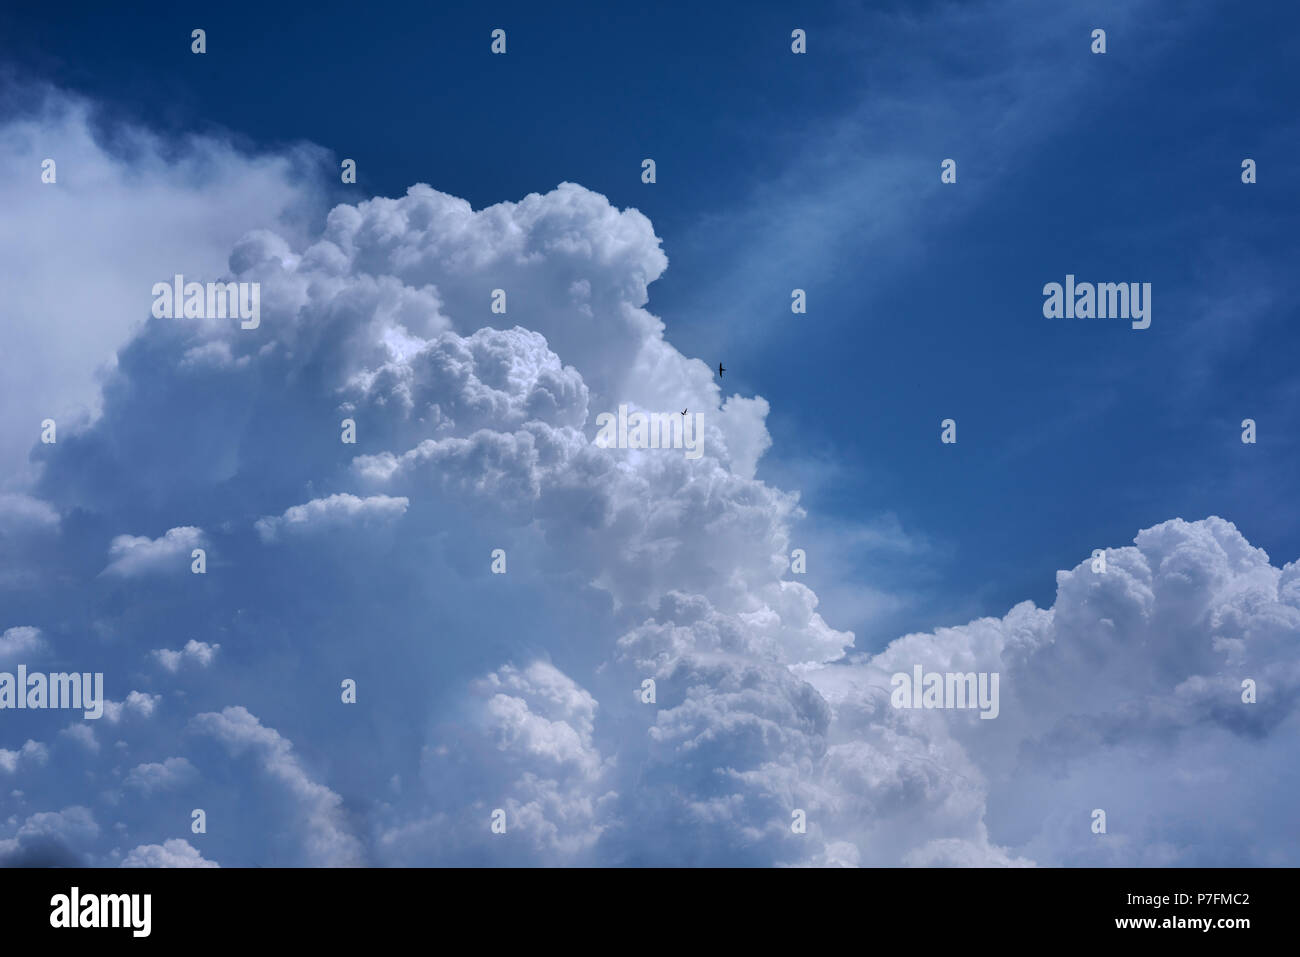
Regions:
[[103, 691, 162, 723], [2, 88, 1296, 868], [150, 640, 220, 673], [121, 838, 218, 868], [179, 340, 251, 371], [0, 85, 329, 487], [59, 723, 98, 753], [191, 707, 365, 867], [102, 526, 204, 578], [0, 806, 98, 866], [381, 661, 616, 865], [124, 757, 198, 793], [800, 517, 1300, 866], [255, 494, 409, 542], [0, 740, 49, 774], [0, 626, 46, 664]]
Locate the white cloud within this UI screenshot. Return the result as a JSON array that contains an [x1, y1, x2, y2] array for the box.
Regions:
[[103, 691, 162, 723], [150, 640, 220, 673], [121, 838, 218, 868], [382, 661, 616, 865], [191, 707, 365, 867], [179, 340, 251, 371], [0, 806, 98, 866], [17, 805, 98, 843], [124, 757, 198, 793], [800, 517, 1300, 866], [0, 740, 49, 774], [0, 85, 329, 488], [102, 526, 204, 578], [255, 494, 409, 542], [59, 723, 98, 753], [0, 626, 46, 664]]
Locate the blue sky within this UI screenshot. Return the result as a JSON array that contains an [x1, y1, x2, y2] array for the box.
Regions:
[[0, 0, 1297, 867]]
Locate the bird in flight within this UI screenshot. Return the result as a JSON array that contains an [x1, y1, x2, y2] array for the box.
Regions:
[[717, 362, 725, 377], [681, 409, 688, 416]]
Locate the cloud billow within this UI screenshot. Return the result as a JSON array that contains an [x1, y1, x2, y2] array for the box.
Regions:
[[3, 98, 1297, 866]]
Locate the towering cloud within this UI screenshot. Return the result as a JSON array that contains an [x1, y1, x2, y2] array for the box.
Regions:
[[1, 91, 1296, 867]]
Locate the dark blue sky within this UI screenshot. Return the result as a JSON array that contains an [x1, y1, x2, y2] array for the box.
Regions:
[[3, 0, 1296, 647]]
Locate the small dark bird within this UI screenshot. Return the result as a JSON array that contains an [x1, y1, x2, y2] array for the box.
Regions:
[[717, 363, 725, 377], [681, 409, 688, 416]]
